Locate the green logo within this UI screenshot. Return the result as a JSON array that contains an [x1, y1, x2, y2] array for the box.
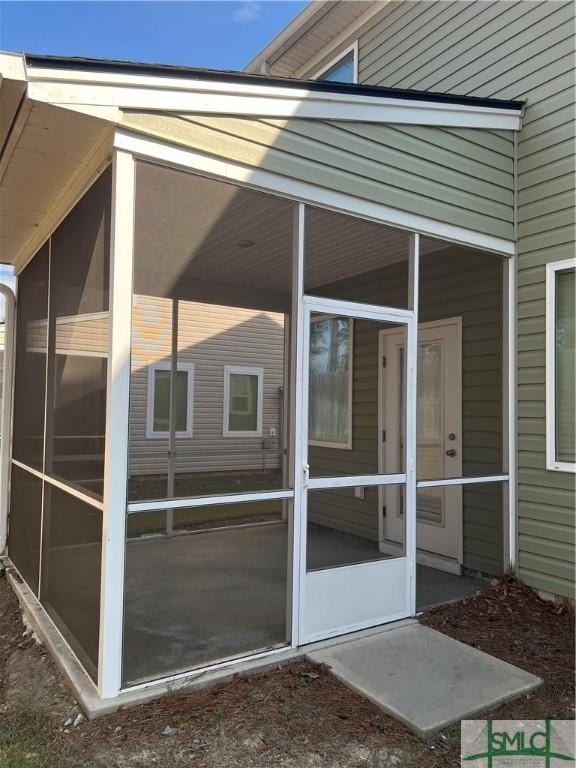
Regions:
[[462, 720, 574, 767]]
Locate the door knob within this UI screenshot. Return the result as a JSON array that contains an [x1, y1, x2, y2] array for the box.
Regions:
[[446, 448, 457, 457]]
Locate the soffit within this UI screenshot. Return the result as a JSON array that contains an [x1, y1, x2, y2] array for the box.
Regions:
[[245, 1, 375, 77], [0, 100, 113, 268]]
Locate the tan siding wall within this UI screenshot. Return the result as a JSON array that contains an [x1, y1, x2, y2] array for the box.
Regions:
[[354, 0, 575, 597], [309, 248, 504, 575], [129, 296, 285, 477], [121, 112, 514, 240]]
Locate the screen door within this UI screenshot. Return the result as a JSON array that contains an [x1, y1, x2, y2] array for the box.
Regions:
[[298, 296, 414, 644]]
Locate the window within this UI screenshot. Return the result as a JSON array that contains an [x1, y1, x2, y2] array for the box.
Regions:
[[309, 316, 353, 449], [146, 363, 194, 438], [314, 43, 358, 84], [223, 366, 263, 437], [546, 259, 575, 471]]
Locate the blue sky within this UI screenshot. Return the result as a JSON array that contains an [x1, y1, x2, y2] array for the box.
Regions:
[[0, 1, 308, 71]]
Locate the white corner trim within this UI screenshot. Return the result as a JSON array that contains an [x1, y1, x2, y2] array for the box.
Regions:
[[312, 41, 358, 84], [222, 365, 264, 438], [25, 68, 522, 130], [545, 257, 576, 473], [114, 129, 516, 257], [0, 284, 15, 552], [146, 361, 195, 439]]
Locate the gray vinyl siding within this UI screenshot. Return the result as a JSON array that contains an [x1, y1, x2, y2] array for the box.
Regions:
[[128, 296, 285, 478], [308, 247, 504, 576], [121, 112, 514, 240], [353, 0, 575, 597]]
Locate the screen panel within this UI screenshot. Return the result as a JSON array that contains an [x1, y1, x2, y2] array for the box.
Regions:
[[307, 484, 405, 571], [7, 465, 43, 593], [47, 167, 111, 499], [123, 499, 290, 685], [129, 162, 294, 501], [304, 206, 410, 309], [12, 243, 49, 471], [40, 485, 102, 682]]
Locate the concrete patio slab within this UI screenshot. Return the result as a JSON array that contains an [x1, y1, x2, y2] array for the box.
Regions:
[[306, 623, 542, 738]]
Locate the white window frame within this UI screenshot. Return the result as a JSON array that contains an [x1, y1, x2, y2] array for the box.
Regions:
[[312, 41, 359, 84], [545, 257, 576, 472], [308, 314, 354, 450], [146, 361, 194, 439], [223, 365, 264, 438]]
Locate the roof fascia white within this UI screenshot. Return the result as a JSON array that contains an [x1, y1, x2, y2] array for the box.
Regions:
[[26, 69, 522, 130]]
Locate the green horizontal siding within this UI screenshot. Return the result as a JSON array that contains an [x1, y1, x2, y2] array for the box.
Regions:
[[121, 112, 514, 239], [356, 0, 574, 598]]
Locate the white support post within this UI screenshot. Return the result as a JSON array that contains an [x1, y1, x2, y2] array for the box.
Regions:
[[0, 285, 16, 553], [98, 149, 135, 699], [166, 298, 178, 535], [406, 233, 420, 616], [290, 202, 305, 648], [507, 252, 517, 570]]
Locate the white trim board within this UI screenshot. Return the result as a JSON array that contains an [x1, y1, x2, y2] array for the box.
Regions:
[[114, 129, 515, 257], [545, 257, 576, 473], [25, 67, 522, 130], [128, 489, 294, 515]]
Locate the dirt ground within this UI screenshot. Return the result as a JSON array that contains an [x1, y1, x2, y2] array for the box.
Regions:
[[0, 572, 573, 768]]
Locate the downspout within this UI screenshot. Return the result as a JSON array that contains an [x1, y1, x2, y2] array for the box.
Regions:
[[507, 128, 519, 572], [0, 283, 16, 552]]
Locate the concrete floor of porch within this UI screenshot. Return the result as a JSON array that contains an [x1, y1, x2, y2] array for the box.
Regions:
[[123, 521, 484, 685]]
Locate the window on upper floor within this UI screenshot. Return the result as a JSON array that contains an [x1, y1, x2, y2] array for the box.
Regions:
[[546, 259, 575, 472], [314, 44, 357, 84]]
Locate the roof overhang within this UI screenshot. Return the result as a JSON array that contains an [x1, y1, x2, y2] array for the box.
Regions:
[[1, 52, 521, 269], [22, 55, 524, 130], [244, 1, 380, 78]]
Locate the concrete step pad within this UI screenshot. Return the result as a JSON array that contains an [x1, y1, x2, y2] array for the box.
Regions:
[[306, 623, 541, 738]]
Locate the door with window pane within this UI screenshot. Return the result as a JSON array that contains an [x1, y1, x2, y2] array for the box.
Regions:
[[381, 320, 462, 566], [299, 297, 413, 644]]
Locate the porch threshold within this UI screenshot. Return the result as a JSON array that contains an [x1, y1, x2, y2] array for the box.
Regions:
[[305, 623, 542, 738]]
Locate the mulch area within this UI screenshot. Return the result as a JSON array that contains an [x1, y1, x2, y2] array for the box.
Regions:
[[0, 572, 573, 768]]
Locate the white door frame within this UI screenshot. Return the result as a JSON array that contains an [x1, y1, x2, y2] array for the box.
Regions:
[[297, 294, 415, 644], [378, 317, 463, 574]]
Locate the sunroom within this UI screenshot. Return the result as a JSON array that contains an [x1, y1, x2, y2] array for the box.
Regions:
[[0, 54, 522, 707]]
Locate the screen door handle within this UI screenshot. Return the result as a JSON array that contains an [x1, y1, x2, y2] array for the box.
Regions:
[[303, 463, 310, 487], [446, 449, 457, 458]]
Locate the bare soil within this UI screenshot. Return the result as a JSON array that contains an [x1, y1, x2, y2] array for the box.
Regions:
[[0, 572, 573, 768]]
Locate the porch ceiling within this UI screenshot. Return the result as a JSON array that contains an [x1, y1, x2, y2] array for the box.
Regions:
[[134, 160, 450, 302]]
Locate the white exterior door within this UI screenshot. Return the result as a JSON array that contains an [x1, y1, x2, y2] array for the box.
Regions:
[[298, 297, 414, 644], [380, 319, 462, 572]]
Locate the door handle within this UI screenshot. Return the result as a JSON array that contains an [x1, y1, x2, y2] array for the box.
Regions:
[[446, 449, 457, 457], [303, 463, 310, 487]]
